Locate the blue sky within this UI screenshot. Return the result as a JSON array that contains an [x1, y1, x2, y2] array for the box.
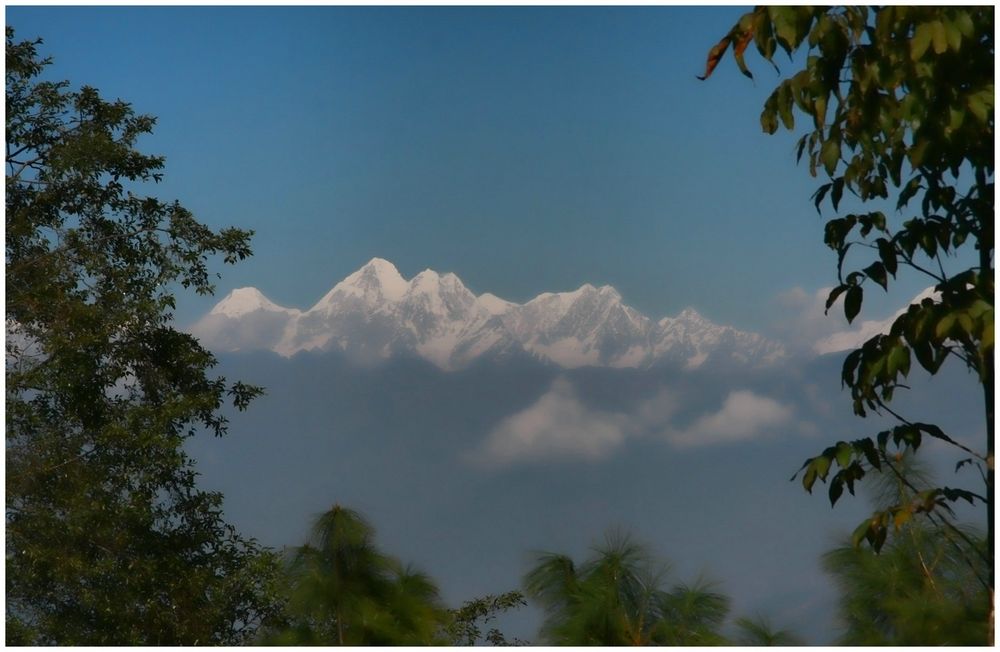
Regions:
[[6, 5, 939, 332]]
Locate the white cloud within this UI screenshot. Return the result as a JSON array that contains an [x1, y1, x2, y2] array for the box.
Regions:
[[663, 390, 796, 448], [813, 286, 938, 355], [770, 285, 940, 356], [767, 286, 842, 352], [472, 379, 802, 466], [473, 378, 637, 465]]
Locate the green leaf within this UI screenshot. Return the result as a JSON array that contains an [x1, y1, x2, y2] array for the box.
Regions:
[[824, 216, 853, 248], [841, 348, 862, 386], [896, 177, 921, 210], [830, 177, 844, 210], [829, 475, 844, 507], [821, 138, 841, 176], [835, 441, 853, 469], [825, 284, 847, 314], [777, 83, 795, 130], [802, 465, 818, 493], [733, 29, 754, 80], [761, 94, 779, 134], [813, 454, 832, 481], [941, 487, 979, 505], [771, 7, 805, 53], [956, 311, 973, 337], [876, 238, 898, 276], [935, 312, 956, 339], [843, 461, 865, 495], [914, 422, 961, 449], [967, 91, 991, 123], [876, 429, 891, 451], [931, 20, 947, 54], [954, 10, 974, 37], [894, 424, 922, 451], [910, 22, 934, 60], [912, 339, 936, 373], [863, 261, 888, 291], [967, 299, 991, 319], [919, 230, 938, 258], [850, 519, 870, 547], [813, 183, 832, 212], [944, 19, 962, 52], [854, 438, 880, 470], [871, 520, 887, 552], [844, 285, 863, 324], [813, 95, 827, 129], [886, 344, 911, 378]]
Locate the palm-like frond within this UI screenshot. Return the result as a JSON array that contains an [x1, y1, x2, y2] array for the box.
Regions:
[[734, 614, 804, 646], [524, 552, 579, 613], [270, 504, 446, 645], [656, 576, 731, 645], [822, 454, 990, 645], [524, 529, 730, 646]]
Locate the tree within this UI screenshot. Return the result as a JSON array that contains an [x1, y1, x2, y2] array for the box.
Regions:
[[733, 615, 804, 646], [266, 505, 449, 645], [699, 5, 993, 640], [658, 578, 731, 645], [523, 530, 731, 645], [6, 28, 283, 644], [444, 590, 529, 646], [822, 455, 988, 644]]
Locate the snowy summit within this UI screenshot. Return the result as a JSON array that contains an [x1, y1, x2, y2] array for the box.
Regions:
[[191, 258, 787, 371]]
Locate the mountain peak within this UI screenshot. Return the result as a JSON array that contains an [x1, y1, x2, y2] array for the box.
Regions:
[[326, 257, 409, 304], [412, 268, 439, 283], [363, 257, 399, 272], [479, 292, 518, 315], [210, 287, 293, 318], [677, 307, 706, 321], [195, 261, 787, 371], [409, 269, 450, 294], [598, 284, 620, 299]]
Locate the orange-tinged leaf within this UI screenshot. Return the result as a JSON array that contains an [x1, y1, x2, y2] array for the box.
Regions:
[[697, 35, 732, 81]]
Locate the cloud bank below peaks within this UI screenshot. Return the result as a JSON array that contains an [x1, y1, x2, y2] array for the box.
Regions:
[[770, 285, 938, 355], [813, 286, 939, 355], [661, 390, 795, 448], [471, 378, 803, 466]]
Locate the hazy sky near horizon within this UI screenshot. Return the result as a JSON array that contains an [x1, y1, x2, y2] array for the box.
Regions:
[[8, 5, 941, 335]]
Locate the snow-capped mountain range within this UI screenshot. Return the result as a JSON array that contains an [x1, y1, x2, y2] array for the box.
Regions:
[[190, 258, 787, 371]]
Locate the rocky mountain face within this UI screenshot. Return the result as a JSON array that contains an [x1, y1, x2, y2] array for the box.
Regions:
[[190, 258, 787, 371]]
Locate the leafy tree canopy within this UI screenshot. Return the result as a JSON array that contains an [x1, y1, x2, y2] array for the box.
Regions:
[[699, 4, 993, 637], [6, 28, 282, 644], [445, 590, 529, 646], [266, 504, 451, 645], [823, 455, 988, 644], [524, 529, 731, 645], [734, 614, 804, 646]]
